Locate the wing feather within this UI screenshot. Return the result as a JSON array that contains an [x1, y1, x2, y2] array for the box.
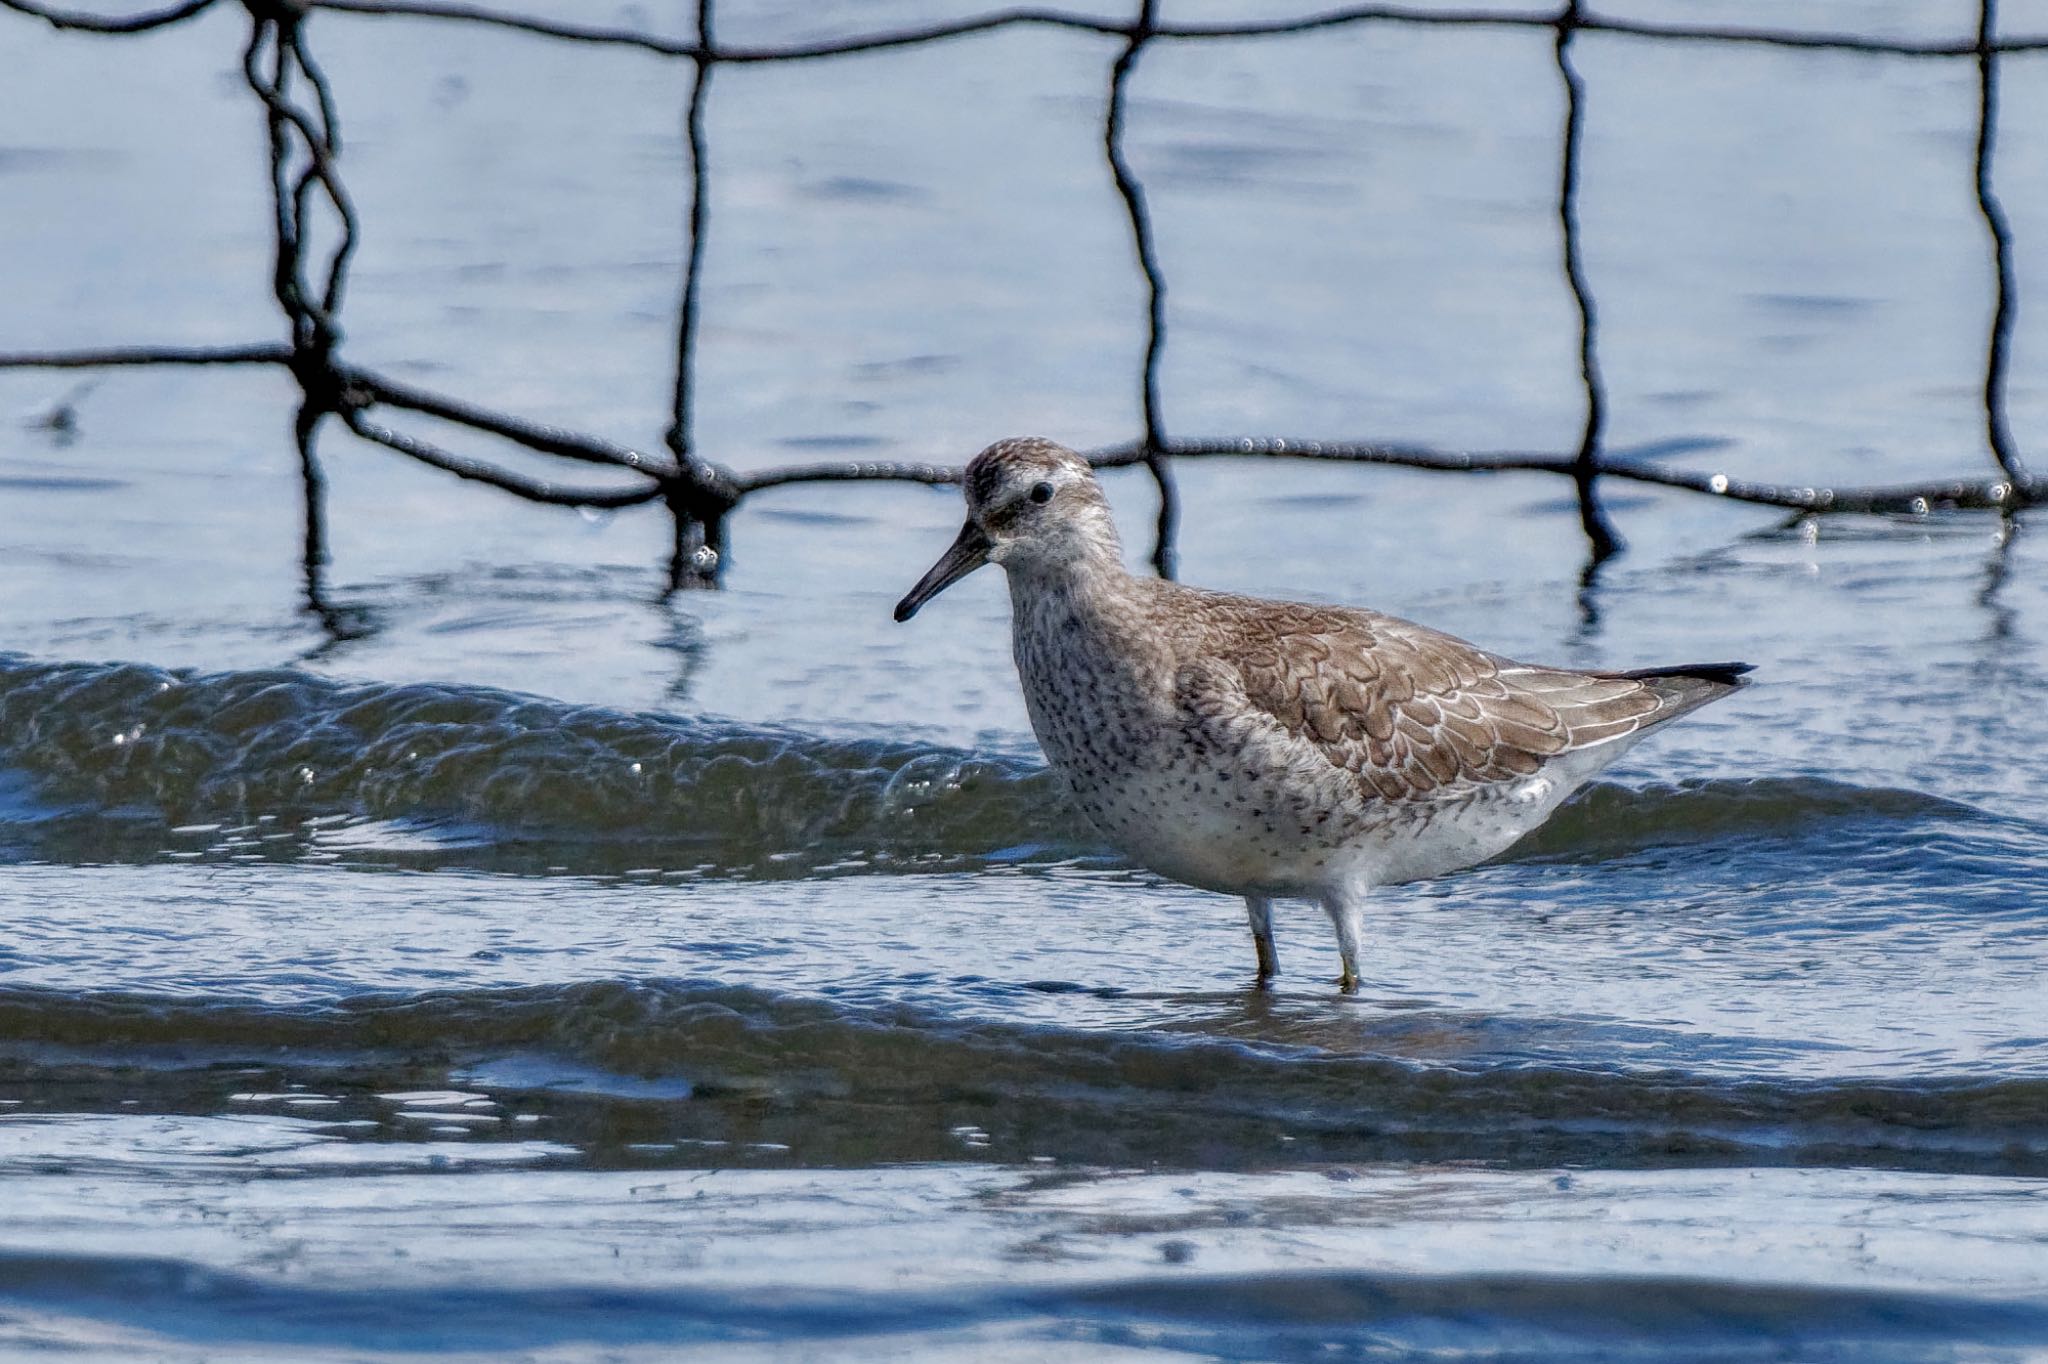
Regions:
[[1167, 593, 1722, 806]]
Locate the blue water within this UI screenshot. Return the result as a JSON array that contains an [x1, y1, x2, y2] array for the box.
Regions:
[[3, 0, 2047, 1359]]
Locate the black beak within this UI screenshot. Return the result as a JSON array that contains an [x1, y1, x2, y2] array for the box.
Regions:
[[894, 520, 992, 622]]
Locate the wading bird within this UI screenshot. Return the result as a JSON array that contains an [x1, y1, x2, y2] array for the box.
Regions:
[[895, 437, 1749, 992]]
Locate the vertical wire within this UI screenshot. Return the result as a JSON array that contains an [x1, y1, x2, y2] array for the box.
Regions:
[[666, 0, 719, 587], [1973, 0, 2030, 499], [1106, 0, 1179, 577], [1555, 4, 1624, 562]]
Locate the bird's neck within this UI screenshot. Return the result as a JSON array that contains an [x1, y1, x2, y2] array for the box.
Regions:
[[1004, 543, 1161, 732], [1002, 538, 1132, 622]]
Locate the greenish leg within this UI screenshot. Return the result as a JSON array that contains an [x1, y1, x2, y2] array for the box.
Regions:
[[1245, 896, 1278, 986], [1319, 889, 1366, 995]]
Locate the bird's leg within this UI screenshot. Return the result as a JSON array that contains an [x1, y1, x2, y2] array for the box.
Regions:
[[1245, 896, 1278, 986], [1318, 887, 1367, 995]]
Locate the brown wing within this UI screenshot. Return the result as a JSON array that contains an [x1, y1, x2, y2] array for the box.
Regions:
[[1173, 595, 1699, 804]]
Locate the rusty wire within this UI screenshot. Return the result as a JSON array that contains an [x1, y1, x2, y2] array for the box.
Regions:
[[0, 0, 2035, 613]]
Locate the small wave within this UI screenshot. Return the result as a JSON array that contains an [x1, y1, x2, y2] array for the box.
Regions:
[[0, 654, 1084, 874], [2, 1251, 2042, 1359], [1, 982, 2041, 1176], [0, 656, 1990, 878], [1062, 1271, 2048, 1360], [1508, 776, 1982, 862]]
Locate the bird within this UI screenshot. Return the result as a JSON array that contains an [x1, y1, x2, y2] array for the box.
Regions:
[[893, 436, 1751, 993]]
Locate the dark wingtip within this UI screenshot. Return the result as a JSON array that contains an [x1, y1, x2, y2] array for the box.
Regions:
[[1614, 661, 1755, 687]]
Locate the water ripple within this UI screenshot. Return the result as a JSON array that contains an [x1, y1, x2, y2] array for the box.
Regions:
[[0, 655, 2015, 882]]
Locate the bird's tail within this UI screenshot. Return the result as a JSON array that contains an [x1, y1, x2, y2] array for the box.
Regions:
[[1608, 661, 1755, 688], [1598, 660, 1753, 726]]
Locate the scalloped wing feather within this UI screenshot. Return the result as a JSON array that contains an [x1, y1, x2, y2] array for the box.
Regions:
[[1167, 592, 1723, 806]]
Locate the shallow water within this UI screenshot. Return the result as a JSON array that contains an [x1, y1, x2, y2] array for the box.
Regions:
[[5, 0, 2048, 1359]]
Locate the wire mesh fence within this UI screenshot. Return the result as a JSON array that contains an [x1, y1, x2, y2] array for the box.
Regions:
[[1, 0, 2038, 615]]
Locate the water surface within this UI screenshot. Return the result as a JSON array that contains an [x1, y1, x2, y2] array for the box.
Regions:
[[3, 0, 2047, 1358]]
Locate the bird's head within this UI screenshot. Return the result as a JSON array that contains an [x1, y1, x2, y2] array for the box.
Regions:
[[893, 437, 1120, 621]]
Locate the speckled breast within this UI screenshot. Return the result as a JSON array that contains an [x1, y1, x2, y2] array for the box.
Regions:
[[1008, 588, 1590, 896], [1009, 593, 1375, 894]]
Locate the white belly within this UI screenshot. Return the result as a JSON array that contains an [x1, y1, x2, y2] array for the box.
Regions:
[[1036, 703, 1642, 898], [1057, 759, 1578, 895]]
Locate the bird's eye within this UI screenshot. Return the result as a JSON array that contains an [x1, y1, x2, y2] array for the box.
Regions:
[[1028, 481, 1055, 504]]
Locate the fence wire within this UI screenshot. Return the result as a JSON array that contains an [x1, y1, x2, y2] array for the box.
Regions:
[[1, 0, 2037, 611]]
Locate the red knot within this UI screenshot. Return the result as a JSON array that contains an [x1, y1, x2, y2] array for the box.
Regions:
[[896, 436, 1751, 993]]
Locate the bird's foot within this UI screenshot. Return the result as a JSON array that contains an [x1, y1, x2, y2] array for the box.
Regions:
[[1335, 968, 1359, 995]]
